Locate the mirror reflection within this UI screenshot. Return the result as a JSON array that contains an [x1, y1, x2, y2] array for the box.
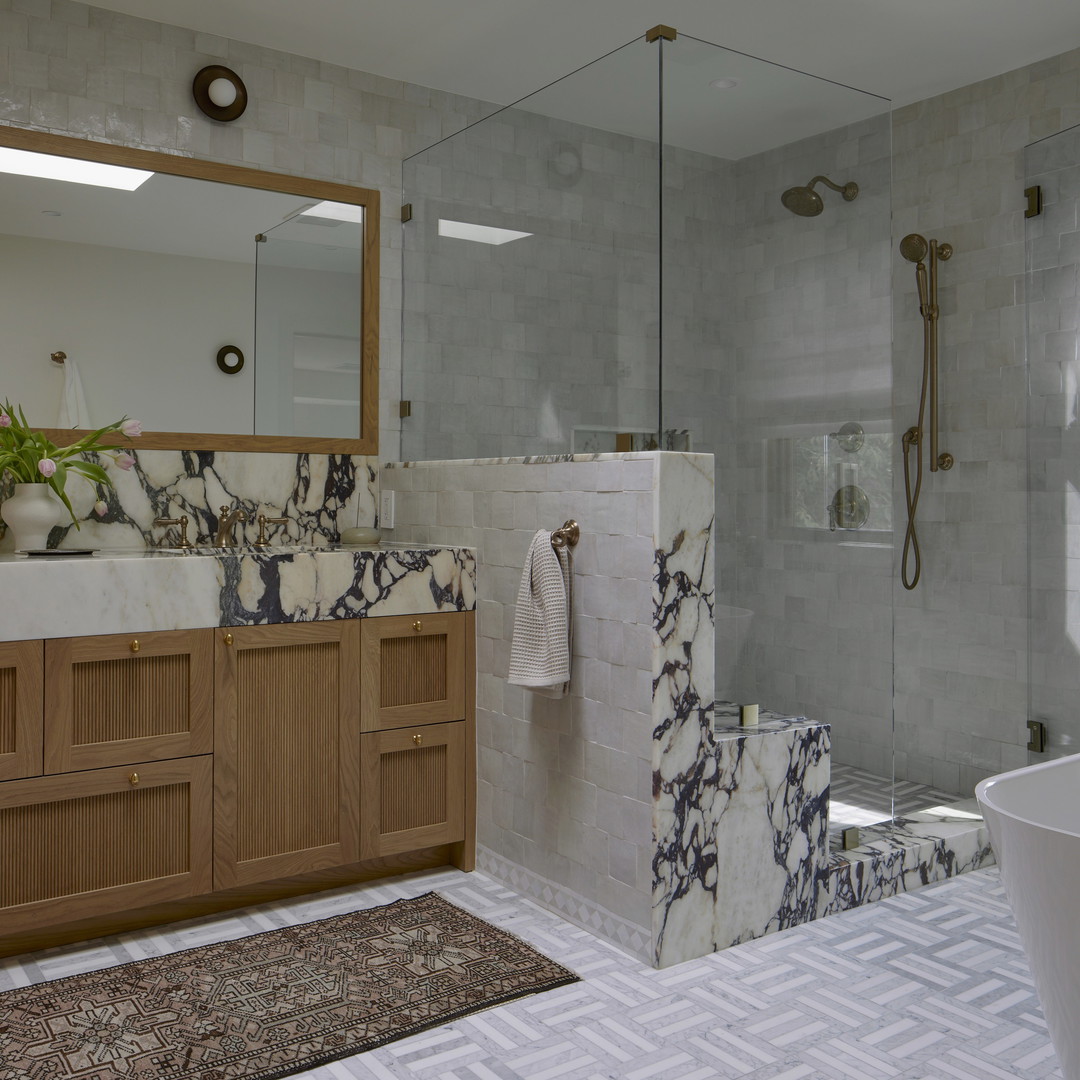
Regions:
[[0, 132, 377, 452]]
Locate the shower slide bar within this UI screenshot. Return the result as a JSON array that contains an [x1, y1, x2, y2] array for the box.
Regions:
[[900, 233, 954, 591]]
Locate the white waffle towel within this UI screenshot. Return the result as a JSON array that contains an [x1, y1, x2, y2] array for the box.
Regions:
[[508, 529, 574, 698]]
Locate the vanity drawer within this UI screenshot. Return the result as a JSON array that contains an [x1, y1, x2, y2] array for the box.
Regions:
[[43, 629, 214, 774], [359, 720, 465, 859], [0, 755, 213, 935], [360, 612, 466, 731], [0, 640, 43, 781]]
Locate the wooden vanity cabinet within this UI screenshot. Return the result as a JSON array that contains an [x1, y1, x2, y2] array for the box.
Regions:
[[0, 608, 474, 951], [43, 629, 213, 774], [0, 756, 212, 935], [0, 640, 43, 781], [213, 621, 361, 889]]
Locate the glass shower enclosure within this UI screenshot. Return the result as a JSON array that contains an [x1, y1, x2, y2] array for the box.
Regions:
[[401, 30, 897, 817]]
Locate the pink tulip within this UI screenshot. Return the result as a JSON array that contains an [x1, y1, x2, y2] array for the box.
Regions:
[[121, 419, 142, 438], [0, 413, 9, 428], [38, 458, 57, 477], [115, 453, 136, 471], [94, 500, 108, 517]]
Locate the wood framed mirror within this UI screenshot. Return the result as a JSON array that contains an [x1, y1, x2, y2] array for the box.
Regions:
[[0, 125, 379, 455]]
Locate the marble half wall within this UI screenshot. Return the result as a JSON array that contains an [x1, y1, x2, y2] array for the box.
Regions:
[[382, 451, 715, 966], [0, 450, 378, 554]]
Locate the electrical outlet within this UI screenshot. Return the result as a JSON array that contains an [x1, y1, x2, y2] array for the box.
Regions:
[[379, 489, 395, 529]]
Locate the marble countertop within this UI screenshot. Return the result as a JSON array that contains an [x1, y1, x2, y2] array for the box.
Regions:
[[2, 543, 476, 641]]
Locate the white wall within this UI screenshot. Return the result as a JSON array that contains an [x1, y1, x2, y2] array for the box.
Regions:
[[2, 234, 254, 432]]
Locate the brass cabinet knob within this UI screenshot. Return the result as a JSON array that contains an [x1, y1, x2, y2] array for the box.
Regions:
[[129, 772, 139, 786], [224, 633, 234, 646], [130, 639, 140, 653], [412, 620, 423, 633], [412, 734, 423, 747]]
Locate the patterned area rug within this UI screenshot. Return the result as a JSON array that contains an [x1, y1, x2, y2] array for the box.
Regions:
[[0, 892, 579, 1079]]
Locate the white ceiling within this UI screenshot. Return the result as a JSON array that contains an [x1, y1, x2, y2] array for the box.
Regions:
[[82, 0, 1080, 117]]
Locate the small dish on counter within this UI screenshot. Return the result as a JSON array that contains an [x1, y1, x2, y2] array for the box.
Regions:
[[18, 548, 97, 557]]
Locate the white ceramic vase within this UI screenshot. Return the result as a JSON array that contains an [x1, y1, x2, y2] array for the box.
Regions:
[[1, 483, 63, 551]]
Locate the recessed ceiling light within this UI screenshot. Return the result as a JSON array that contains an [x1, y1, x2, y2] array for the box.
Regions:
[[0, 147, 152, 190], [709, 77, 740, 90], [438, 219, 532, 245]]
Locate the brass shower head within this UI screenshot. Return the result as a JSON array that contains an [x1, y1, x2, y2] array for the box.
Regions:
[[899, 233, 928, 263], [780, 175, 859, 217]]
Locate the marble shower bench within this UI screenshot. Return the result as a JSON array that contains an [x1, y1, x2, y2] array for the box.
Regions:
[[656, 702, 993, 967]]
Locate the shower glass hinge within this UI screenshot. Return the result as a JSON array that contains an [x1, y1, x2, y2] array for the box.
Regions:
[[841, 827, 861, 851], [399, 400, 412, 419], [1027, 719, 1047, 753], [401, 203, 413, 222], [645, 24, 677, 42], [1024, 185, 1043, 218]]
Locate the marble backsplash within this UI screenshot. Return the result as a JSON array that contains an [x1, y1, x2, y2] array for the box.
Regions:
[[0, 450, 378, 553]]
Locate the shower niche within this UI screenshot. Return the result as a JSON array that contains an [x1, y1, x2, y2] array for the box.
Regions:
[[766, 421, 893, 539]]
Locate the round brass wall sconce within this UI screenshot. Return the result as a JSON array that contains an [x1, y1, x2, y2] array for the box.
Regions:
[[216, 345, 245, 374], [193, 65, 248, 122]]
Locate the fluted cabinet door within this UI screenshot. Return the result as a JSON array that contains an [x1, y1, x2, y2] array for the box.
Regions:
[[43, 629, 213, 774], [360, 612, 466, 731], [0, 640, 43, 781], [0, 756, 212, 935], [214, 622, 360, 889], [359, 721, 466, 859]]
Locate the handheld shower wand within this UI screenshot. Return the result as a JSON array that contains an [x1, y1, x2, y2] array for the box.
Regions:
[[899, 233, 954, 590]]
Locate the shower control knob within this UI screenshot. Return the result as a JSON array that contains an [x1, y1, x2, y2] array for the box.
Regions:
[[937, 242, 953, 260], [938, 452, 955, 470]]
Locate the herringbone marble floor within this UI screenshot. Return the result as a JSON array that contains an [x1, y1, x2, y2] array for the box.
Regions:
[[0, 864, 1060, 1079]]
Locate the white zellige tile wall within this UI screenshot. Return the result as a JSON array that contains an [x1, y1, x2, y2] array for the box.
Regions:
[[383, 454, 660, 958]]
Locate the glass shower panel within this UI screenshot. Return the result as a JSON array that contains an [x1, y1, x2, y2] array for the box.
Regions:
[[659, 34, 895, 796], [401, 38, 661, 462], [1026, 121, 1080, 759]]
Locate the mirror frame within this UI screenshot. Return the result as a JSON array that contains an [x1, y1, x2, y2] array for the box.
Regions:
[[0, 125, 379, 455]]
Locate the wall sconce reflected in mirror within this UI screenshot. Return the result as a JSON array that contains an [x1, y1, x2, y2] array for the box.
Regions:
[[216, 345, 245, 374], [193, 65, 248, 122]]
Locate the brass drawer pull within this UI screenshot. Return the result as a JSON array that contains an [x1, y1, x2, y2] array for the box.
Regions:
[[412, 620, 423, 633], [129, 772, 139, 786], [412, 734, 423, 747], [224, 633, 234, 646], [130, 639, 140, 653]]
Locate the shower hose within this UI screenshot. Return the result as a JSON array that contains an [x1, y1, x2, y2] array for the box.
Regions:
[[900, 313, 932, 590]]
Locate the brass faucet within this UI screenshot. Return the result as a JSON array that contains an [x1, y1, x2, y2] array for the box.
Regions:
[[214, 504, 248, 547]]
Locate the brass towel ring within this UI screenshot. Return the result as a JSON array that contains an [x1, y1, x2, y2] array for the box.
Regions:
[[551, 520, 579, 549]]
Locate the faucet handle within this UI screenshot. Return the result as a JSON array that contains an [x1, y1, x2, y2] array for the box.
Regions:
[[254, 513, 289, 547], [153, 515, 191, 548]]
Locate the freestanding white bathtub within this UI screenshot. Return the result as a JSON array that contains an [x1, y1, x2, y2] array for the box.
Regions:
[[976, 755, 1080, 1080]]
